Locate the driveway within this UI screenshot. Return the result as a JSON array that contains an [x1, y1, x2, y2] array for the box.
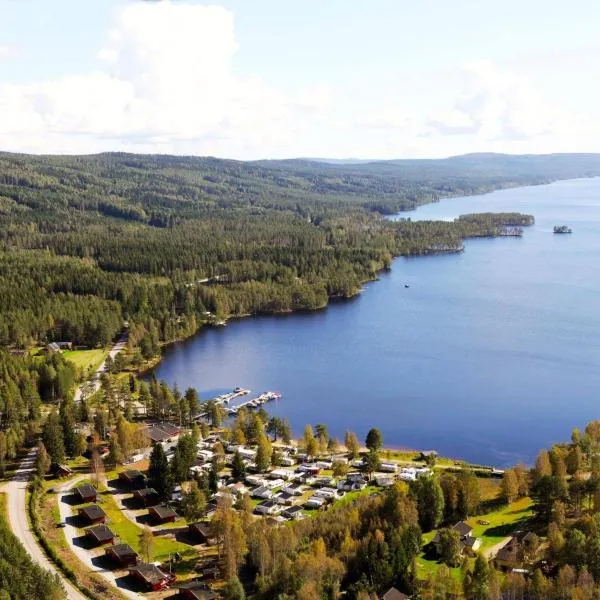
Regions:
[[74, 334, 128, 402], [58, 477, 141, 599], [2, 448, 87, 600]]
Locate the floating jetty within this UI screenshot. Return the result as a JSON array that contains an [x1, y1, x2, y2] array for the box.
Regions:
[[213, 388, 250, 406], [228, 391, 282, 415]]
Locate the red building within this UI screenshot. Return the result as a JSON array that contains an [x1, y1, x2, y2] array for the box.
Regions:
[[128, 563, 175, 591], [118, 469, 146, 488], [133, 487, 160, 507], [178, 580, 221, 599]]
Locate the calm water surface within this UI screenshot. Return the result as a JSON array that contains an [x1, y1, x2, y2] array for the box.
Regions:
[[152, 178, 600, 466]]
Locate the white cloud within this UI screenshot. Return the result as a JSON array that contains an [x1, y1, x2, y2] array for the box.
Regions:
[[0, 1, 306, 156], [426, 59, 588, 143]]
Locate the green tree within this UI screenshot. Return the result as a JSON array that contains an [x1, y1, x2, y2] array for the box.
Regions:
[[35, 441, 51, 478], [107, 435, 124, 468], [411, 476, 444, 531], [255, 434, 272, 472], [139, 526, 154, 563], [42, 411, 65, 465], [437, 528, 462, 567], [231, 450, 246, 482], [365, 428, 383, 453], [184, 387, 199, 422], [463, 553, 490, 600], [224, 575, 246, 600], [148, 443, 172, 500], [362, 450, 380, 481], [501, 468, 519, 503], [181, 481, 207, 522]]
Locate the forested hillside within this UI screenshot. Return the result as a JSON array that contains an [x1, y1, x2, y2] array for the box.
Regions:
[[0, 151, 597, 353]]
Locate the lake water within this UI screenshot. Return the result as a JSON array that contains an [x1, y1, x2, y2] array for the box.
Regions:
[[151, 178, 600, 466]]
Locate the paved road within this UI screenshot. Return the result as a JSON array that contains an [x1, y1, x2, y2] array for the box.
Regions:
[[74, 334, 128, 403], [3, 448, 87, 600], [58, 478, 140, 599]]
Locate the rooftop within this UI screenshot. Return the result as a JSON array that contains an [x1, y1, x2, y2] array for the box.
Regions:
[[75, 484, 98, 499], [106, 543, 138, 560], [149, 504, 178, 520], [130, 563, 170, 585], [78, 504, 106, 521], [86, 524, 114, 543], [145, 423, 181, 443]]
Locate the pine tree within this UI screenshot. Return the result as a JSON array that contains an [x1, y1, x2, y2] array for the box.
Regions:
[[231, 450, 246, 482], [42, 411, 65, 464], [148, 443, 172, 500], [365, 428, 383, 453]]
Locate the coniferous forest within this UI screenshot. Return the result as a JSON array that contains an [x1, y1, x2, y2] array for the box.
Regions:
[[2, 151, 599, 353]]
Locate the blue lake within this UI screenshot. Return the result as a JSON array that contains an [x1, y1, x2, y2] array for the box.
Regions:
[[151, 178, 600, 466]]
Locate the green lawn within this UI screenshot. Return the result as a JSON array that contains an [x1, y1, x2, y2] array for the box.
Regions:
[[416, 497, 533, 580], [466, 497, 533, 549], [63, 348, 107, 374]]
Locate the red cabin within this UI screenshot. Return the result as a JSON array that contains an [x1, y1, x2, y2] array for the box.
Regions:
[[128, 563, 175, 591]]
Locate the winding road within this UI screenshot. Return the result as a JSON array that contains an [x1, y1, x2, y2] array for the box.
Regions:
[[2, 334, 127, 600]]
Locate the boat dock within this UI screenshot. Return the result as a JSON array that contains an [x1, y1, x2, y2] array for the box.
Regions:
[[228, 391, 282, 415], [213, 387, 250, 406]]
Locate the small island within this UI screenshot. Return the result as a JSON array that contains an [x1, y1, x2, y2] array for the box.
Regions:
[[553, 225, 573, 234]]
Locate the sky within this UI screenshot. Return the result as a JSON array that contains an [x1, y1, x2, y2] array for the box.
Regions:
[[0, 0, 599, 159]]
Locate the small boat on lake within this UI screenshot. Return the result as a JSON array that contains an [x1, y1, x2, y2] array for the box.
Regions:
[[553, 225, 572, 234]]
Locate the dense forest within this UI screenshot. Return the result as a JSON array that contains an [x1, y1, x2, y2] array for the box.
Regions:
[[2, 151, 598, 354]]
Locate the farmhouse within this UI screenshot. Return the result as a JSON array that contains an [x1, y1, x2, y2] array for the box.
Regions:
[[129, 563, 175, 591], [85, 524, 115, 546], [77, 504, 106, 524], [105, 543, 138, 567], [148, 504, 178, 524], [74, 484, 98, 503]]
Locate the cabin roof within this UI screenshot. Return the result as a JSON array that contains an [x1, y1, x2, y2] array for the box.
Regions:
[[106, 543, 138, 560], [78, 504, 106, 521], [86, 524, 114, 543], [75, 484, 98, 499], [130, 563, 169, 585], [150, 504, 178, 519]]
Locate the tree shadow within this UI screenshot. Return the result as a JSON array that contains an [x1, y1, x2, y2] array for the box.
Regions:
[[155, 526, 188, 538]]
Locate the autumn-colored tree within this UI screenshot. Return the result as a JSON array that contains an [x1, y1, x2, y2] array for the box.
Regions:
[[139, 526, 154, 563], [344, 430, 360, 459], [89, 449, 105, 488], [501, 468, 519, 503]]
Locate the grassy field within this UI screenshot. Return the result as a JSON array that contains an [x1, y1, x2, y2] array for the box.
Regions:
[[416, 497, 534, 580], [63, 349, 107, 374]]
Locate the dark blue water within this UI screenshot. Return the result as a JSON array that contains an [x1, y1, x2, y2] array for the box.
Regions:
[[151, 178, 600, 466]]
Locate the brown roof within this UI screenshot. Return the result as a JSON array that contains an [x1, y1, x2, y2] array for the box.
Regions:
[[106, 543, 138, 561], [86, 524, 114, 543], [381, 588, 409, 600], [189, 522, 212, 538], [75, 484, 98, 500], [178, 580, 220, 599], [134, 487, 158, 498], [496, 538, 521, 563], [129, 563, 170, 585], [78, 504, 106, 521], [119, 470, 145, 482], [146, 424, 181, 443], [149, 504, 178, 520], [453, 521, 472, 537]]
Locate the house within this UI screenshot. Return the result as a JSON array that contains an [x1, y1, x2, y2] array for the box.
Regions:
[[282, 483, 304, 496], [177, 580, 221, 600], [281, 506, 305, 521], [297, 464, 320, 475], [188, 522, 213, 544], [381, 587, 410, 600], [149, 504, 178, 524], [274, 491, 296, 506], [267, 478, 285, 489], [375, 475, 395, 487], [305, 495, 327, 509], [129, 563, 175, 591], [494, 536, 524, 571], [254, 500, 281, 516], [314, 487, 338, 499], [279, 456, 296, 467], [52, 464, 74, 478], [433, 522, 482, 556], [250, 486, 273, 500], [226, 482, 248, 496], [47, 341, 73, 353], [105, 543, 138, 567], [74, 484, 98, 503], [145, 423, 181, 445], [338, 477, 366, 492], [245, 475, 268, 487], [118, 469, 146, 488], [78, 504, 106, 524], [85, 524, 115, 546], [133, 488, 160, 507], [270, 469, 293, 480]]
